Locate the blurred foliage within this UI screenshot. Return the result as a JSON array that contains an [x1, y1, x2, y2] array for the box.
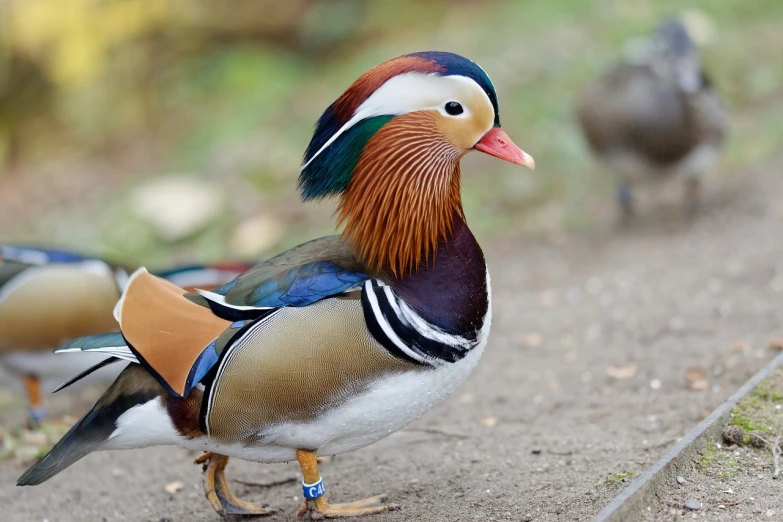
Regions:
[[1, 0, 782, 266]]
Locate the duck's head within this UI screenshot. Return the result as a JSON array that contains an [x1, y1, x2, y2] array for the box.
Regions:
[[298, 51, 533, 276], [628, 18, 702, 93]]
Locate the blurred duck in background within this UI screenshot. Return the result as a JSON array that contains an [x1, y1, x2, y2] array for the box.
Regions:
[[0, 245, 252, 426], [577, 17, 728, 222]]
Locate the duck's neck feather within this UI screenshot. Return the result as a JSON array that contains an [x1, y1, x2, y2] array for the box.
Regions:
[[359, 212, 488, 367], [337, 112, 464, 277], [390, 212, 488, 335]]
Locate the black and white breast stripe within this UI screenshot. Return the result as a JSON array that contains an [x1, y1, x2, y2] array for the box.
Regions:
[[361, 280, 481, 367]]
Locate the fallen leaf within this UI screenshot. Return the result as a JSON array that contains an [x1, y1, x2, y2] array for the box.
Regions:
[[767, 339, 783, 351], [731, 340, 751, 353], [685, 368, 709, 391], [164, 481, 185, 494], [685, 367, 707, 382], [131, 176, 224, 242], [606, 363, 638, 380]]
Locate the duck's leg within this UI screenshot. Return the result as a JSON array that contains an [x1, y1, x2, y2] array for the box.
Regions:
[[195, 452, 273, 516], [616, 184, 634, 224], [295, 449, 397, 518], [683, 177, 701, 220], [23, 374, 45, 427]]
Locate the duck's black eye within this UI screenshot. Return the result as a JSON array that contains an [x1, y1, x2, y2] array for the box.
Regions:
[[445, 101, 463, 116]]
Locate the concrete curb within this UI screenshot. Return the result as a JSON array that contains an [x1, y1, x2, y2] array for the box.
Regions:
[[592, 351, 783, 522]]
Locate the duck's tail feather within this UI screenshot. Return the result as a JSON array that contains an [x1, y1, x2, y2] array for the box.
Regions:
[[17, 364, 164, 486], [55, 332, 138, 363], [52, 356, 122, 394]]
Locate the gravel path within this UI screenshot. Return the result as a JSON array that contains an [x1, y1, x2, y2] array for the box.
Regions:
[[2, 163, 783, 521]]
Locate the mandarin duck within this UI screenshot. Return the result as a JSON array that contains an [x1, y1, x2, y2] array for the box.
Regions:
[[18, 51, 534, 518], [0, 245, 252, 424], [577, 17, 727, 221]]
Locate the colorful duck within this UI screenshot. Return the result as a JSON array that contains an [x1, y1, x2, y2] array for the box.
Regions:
[[18, 51, 534, 518], [577, 18, 727, 220], [0, 245, 251, 424]]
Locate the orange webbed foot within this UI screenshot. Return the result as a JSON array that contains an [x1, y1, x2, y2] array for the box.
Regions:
[[196, 452, 274, 516]]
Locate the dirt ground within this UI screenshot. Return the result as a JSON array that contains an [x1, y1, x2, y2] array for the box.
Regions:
[[648, 367, 783, 521], [2, 162, 783, 522]]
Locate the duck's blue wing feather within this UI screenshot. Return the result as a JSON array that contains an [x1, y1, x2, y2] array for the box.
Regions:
[[0, 245, 92, 265], [186, 235, 370, 319], [214, 259, 366, 307]]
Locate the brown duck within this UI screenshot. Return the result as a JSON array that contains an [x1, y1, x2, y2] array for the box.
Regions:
[[577, 17, 727, 220]]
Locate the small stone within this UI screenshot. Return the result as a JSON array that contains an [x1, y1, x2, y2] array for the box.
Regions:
[[690, 378, 709, 391], [677, 476, 686, 485], [650, 379, 662, 390], [131, 175, 224, 241], [230, 214, 284, 258], [685, 368, 709, 390], [767, 509, 776, 518], [164, 480, 185, 494], [521, 333, 543, 348], [749, 431, 768, 448], [722, 425, 746, 446], [606, 363, 638, 380], [480, 416, 497, 427], [684, 499, 701, 511]]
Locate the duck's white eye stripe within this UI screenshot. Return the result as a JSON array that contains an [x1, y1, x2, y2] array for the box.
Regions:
[[301, 73, 492, 170]]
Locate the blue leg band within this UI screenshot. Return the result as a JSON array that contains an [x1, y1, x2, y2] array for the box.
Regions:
[[29, 406, 47, 424], [302, 478, 326, 500], [616, 185, 633, 214]]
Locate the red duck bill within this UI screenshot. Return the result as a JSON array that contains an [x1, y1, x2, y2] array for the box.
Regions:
[[474, 127, 535, 169]]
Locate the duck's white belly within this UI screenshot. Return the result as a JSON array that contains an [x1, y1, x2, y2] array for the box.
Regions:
[[210, 338, 484, 461], [107, 319, 489, 462]]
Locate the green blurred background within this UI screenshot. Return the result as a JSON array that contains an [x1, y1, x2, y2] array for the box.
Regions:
[[1, 0, 782, 267]]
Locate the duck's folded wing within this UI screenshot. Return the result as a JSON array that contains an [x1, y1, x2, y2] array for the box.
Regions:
[[0, 245, 92, 265], [152, 262, 256, 293], [186, 235, 369, 319], [114, 236, 370, 398]]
